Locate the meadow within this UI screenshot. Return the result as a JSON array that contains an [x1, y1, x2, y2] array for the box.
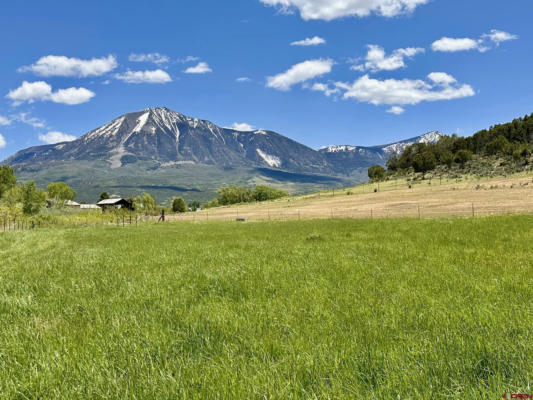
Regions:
[[0, 216, 532, 399]]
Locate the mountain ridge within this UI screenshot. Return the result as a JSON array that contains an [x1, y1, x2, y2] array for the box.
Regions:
[[2, 107, 444, 202]]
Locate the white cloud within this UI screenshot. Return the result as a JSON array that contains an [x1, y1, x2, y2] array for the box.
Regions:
[[0, 116, 11, 126], [267, 58, 334, 91], [432, 30, 517, 52], [14, 113, 46, 128], [309, 82, 340, 97], [334, 73, 474, 107], [387, 106, 405, 115], [482, 29, 518, 45], [0, 133, 6, 148], [6, 81, 95, 106], [352, 45, 424, 72], [6, 81, 52, 104], [178, 56, 200, 63], [38, 131, 77, 144], [431, 37, 479, 52], [427, 72, 456, 85], [129, 53, 170, 65], [184, 62, 212, 74], [236, 77, 251, 82], [228, 122, 255, 131], [260, 0, 429, 21], [19, 55, 117, 77], [115, 69, 172, 84], [49, 87, 95, 105], [291, 36, 326, 46]]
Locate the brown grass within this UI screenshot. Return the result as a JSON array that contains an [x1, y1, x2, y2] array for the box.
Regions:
[[165, 173, 533, 222]]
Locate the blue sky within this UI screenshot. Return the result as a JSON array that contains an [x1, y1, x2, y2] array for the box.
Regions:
[[0, 0, 531, 160]]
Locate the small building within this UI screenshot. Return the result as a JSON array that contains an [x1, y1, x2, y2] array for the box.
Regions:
[[80, 204, 100, 210], [65, 200, 81, 208], [96, 198, 133, 211]]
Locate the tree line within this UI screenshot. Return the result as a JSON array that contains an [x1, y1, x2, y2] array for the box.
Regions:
[[368, 112, 533, 181]]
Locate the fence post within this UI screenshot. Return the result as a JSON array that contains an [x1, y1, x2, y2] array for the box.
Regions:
[[122, 215, 125, 227], [472, 202, 475, 218], [418, 204, 421, 219], [371, 209, 373, 219]]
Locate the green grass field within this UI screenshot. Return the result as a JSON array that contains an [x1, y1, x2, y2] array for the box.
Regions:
[[1, 217, 532, 399]]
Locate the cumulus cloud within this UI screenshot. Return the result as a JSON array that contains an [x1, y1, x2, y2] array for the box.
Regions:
[[129, 53, 170, 65], [267, 59, 334, 91], [260, 0, 429, 21], [38, 131, 77, 144], [431, 37, 480, 52], [387, 106, 405, 115], [0, 116, 11, 126], [227, 122, 255, 131], [184, 62, 212, 74], [309, 82, 340, 97], [291, 36, 326, 46], [352, 45, 424, 72], [432, 29, 517, 52], [236, 77, 251, 82], [6, 81, 95, 105], [333, 73, 474, 108], [115, 69, 172, 83], [19, 55, 117, 77], [0, 133, 6, 149]]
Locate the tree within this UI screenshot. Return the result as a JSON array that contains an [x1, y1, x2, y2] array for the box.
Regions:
[[439, 150, 454, 168], [454, 149, 473, 165], [141, 192, 157, 213], [99, 192, 110, 201], [2, 185, 22, 209], [252, 186, 288, 202], [368, 165, 386, 182], [172, 197, 187, 213], [486, 135, 511, 156], [47, 182, 76, 206], [21, 181, 46, 215], [217, 186, 254, 205], [386, 155, 400, 171], [0, 165, 16, 199], [412, 151, 437, 175], [188, 200, 201, 211]]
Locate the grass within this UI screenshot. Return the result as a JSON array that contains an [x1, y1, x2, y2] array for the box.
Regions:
[[188, 172, 533, 222], [1, 217, 532, 398]]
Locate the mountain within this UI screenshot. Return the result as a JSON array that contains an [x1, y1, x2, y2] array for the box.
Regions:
[[6, 107, 331, 174], [2, 108, 443, 203], [318, 131, 444, 174]]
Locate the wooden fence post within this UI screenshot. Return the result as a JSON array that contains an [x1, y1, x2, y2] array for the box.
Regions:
[[418, 205, 421, 219], [472, 203, 475, 218]]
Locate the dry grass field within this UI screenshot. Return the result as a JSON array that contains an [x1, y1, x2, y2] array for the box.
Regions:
[[168, 172, 533, 222]]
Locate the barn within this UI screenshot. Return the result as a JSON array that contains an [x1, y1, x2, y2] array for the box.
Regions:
[[96, 198, 133, 211]]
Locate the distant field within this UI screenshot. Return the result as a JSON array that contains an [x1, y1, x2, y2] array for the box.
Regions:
[[173, 172, 533, 222], [1, 217, 532, 398]]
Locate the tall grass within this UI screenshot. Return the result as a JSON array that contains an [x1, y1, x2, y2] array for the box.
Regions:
[[0, 217, 531, 398]]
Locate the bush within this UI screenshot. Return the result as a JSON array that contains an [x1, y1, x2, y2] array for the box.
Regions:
[[368, 165, 386, 182], [454, 150, 473, 165], [253, 185, 288, 202], [172, 197, 187, 213]]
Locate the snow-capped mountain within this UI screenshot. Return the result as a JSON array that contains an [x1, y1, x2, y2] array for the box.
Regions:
[[2, 108, 445, 201], [319, 131, 444, 174], [5, 107, 331, 174]]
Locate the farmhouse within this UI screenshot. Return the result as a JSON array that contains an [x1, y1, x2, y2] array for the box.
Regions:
[[80, 204, 100, 210], [96, 198, 133, 211]]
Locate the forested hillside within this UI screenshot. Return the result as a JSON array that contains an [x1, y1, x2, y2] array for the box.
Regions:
[[386, 113, 533, 174]]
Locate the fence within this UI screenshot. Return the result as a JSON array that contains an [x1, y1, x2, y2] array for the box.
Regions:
[[2, 200, 533, 232], [161, 200, 533, 223]]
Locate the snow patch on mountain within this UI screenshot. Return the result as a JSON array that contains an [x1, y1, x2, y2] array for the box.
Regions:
[[256, 148, 281, 167], [132, 112, 150, 134], [322, 145, 357, 153], [85, 116, 125, 140]]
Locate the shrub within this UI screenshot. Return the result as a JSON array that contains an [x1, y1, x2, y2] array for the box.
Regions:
[[172, 197, 187, 213], [368, 165, 387, 182]]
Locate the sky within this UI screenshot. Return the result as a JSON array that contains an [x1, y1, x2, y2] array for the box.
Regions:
[[0, 0, 531, 160]]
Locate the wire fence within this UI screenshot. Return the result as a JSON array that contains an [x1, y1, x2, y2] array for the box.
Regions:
[[162, 200, 533, 223], [2, 199, 533, 232]]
